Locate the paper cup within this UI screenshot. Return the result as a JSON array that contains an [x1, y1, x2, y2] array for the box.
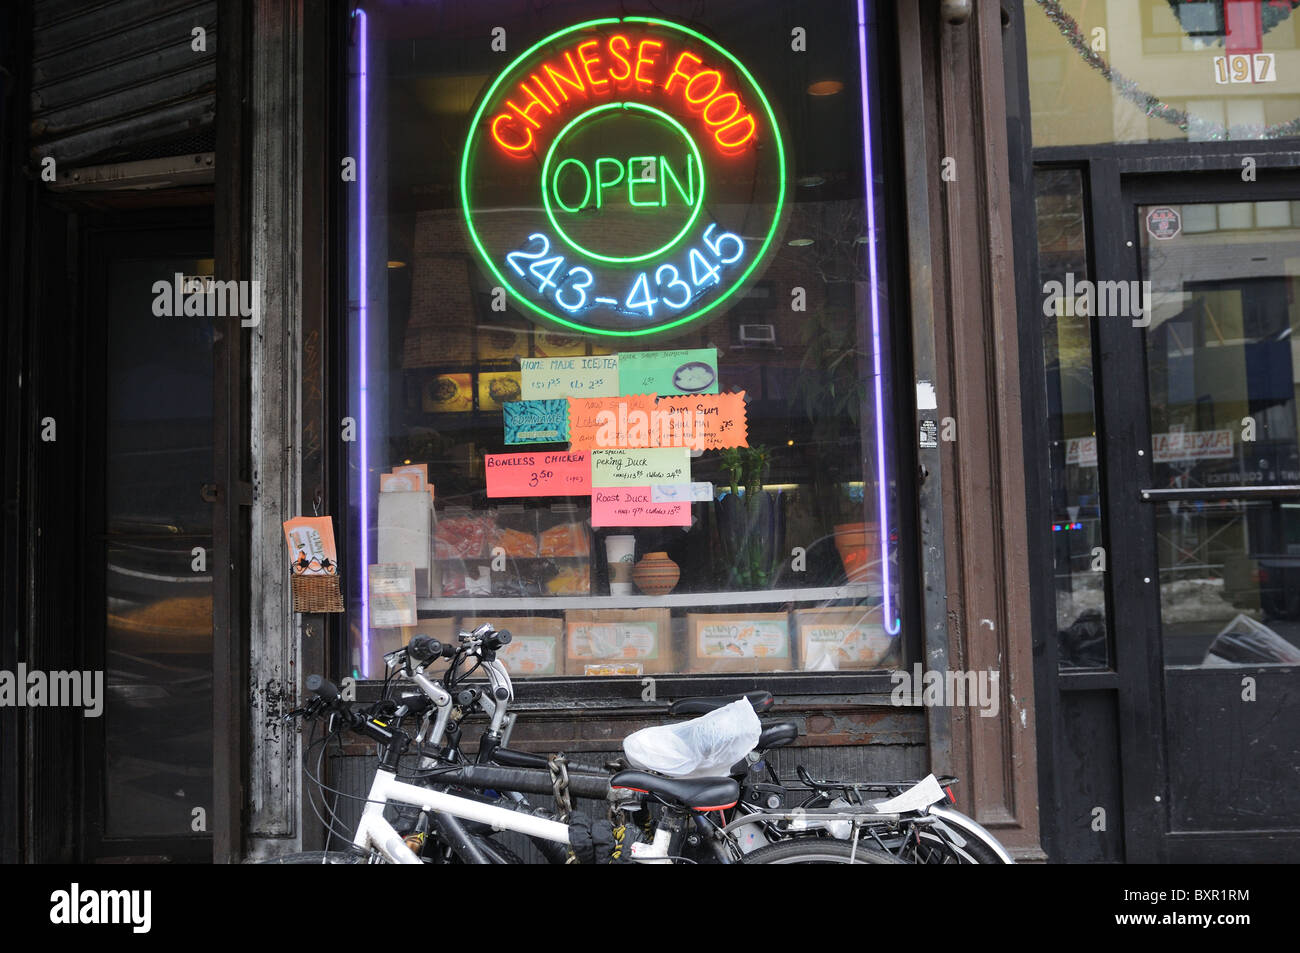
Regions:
[[605, 535, 636, 595]]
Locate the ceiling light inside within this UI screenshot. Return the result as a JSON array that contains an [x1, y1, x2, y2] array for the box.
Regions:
[[808, 79, 844, 96]]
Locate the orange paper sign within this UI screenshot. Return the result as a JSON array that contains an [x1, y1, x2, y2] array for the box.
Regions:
[[568, 392, 747, 450]]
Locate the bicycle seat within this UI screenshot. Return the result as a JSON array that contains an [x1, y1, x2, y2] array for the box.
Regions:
[[756, 720, 798, 751], [668, 691, 774, 717], [610, 770, 740, 811]]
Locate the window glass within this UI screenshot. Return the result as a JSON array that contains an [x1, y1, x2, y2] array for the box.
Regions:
[[1026, 0, 1300, 147], [1138, 200, 1300, 663], [342, 1, 903, 680], [1035, 168, 1111, 669]]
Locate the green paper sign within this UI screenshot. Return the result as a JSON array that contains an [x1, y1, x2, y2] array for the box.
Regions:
[[618, 347, 718, 395], [591, 447, 691, 485]]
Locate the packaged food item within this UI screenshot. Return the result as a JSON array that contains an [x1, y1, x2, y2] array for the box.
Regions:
[[546, 563, 591, 595], [462, 616, 560, 676], [793, 606, 895, 671], [492, 526, 538, 558], [583, 662, 644, 676], [688, 613, 791, 672], [438, 566, 492, 597], [538, 521, 590, 557], [435, 513, 492, 560], [564, 609, 673, 674]]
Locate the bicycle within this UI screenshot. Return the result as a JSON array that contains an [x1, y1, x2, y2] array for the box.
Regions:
[[378, 626, 1009, 864], [266, 649, 901, 864]]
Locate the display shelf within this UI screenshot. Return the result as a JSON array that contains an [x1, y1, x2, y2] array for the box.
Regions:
[[417, 582, 879, 612]]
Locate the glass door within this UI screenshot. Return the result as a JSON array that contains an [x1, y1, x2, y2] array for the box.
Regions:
[[1108, 179, 1300, 862], [84, 225, 215, 861]]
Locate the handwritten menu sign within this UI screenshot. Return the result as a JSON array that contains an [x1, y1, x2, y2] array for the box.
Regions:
[[503, 399, 569, 444], [567, 395, 654, 449], [618, 348, 718, 396], [567, 393, 746, 450], [520, 355, 619, 399], [655, 392, 748, 449], [591, 487, 691, 527], [485, 450, 591, 497], [591, 448, 690, 486]]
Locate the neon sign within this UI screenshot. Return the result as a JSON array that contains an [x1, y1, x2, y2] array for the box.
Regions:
[[461, 18, 786, 337]]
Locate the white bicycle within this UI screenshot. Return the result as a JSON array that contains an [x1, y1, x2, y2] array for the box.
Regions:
[[265, 633, 902, 865]]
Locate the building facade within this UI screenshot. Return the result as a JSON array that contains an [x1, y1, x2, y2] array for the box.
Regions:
[[1, 0, 1296, 864]]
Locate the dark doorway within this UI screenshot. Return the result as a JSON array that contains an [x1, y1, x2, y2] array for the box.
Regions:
[[81, 216, 216, 862]]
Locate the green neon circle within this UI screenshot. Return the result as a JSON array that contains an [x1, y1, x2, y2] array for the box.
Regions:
[[461, 17, 787, 337], [540, 103, 706, 265]]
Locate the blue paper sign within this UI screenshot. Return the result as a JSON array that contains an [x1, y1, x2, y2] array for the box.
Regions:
[[503, 399, 570, 445]]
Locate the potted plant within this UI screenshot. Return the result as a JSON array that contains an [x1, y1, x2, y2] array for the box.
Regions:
[[714, 445, 785, 589]]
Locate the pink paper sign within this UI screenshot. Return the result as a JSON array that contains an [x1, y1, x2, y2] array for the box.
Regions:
[[485, 450, 591, 497], [591, 486, 691, 527]]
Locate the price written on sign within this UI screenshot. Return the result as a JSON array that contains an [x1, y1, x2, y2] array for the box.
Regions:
[[520, 356, 619, 399], [591, 448, 690, 486], [567, 392, 746, 450], [617, 348, 718, 396], [484, 450, 592, 497], [591, 486, 691, 527]]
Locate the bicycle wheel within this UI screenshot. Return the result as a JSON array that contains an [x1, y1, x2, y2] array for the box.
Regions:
[[740, 839, 905, 864], [259, 851, 368, 864], [903, 828, 1008, 864]]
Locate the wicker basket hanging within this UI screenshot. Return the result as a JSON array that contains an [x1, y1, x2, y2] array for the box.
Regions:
[[291, 572, 344, 613]]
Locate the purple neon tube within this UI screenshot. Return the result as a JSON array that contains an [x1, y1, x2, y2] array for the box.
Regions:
[[356, 8, 371, 675], [857, 0, 899, 635]]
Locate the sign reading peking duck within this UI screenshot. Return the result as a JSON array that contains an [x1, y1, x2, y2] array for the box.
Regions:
[[461, 18, 787, 338]]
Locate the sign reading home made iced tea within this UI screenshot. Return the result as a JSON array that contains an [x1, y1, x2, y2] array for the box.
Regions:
[[461, 18, 786, 338]]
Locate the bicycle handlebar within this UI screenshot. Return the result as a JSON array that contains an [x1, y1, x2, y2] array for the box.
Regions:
[[306, 673, 338, 702]]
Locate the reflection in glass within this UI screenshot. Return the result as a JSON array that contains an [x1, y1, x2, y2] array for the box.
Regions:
[[1036, 169, 1111, 669], [1139, 200, 1300, 667], [1026, 0, 1300, 147], [105, 256, 214, 837]]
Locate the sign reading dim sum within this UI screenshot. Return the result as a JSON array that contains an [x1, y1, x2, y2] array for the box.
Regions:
[[461, 18, 786, 337]]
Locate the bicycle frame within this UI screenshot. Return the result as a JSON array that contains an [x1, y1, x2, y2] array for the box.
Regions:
[[353, 766, 572, 864]]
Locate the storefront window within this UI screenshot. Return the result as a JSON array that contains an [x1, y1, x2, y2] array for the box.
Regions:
[[1026, 0, 1300, 147], [342, 1, 903, 681], [1035, 168, 1111, 669]]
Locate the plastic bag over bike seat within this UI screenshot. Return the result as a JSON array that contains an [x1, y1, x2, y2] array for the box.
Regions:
[[623, 697, 762, 779]]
